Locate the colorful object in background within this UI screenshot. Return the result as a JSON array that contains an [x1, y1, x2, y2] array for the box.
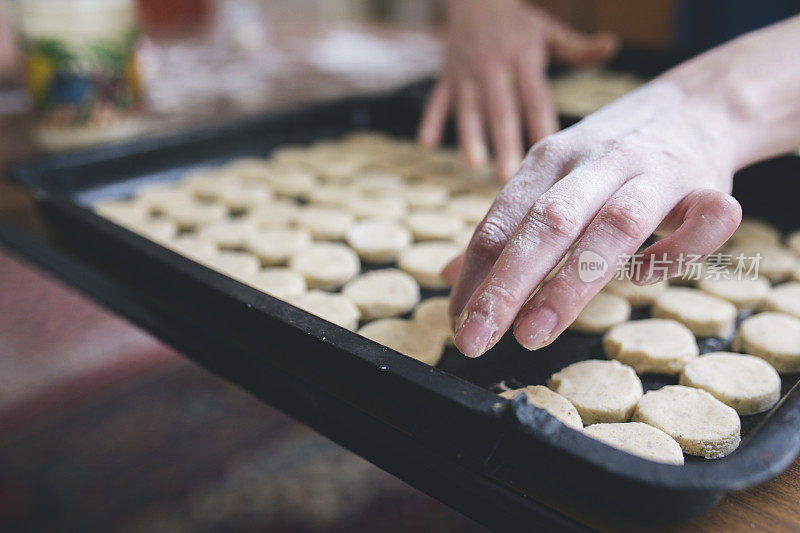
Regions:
[[12, 0, 144, 150]]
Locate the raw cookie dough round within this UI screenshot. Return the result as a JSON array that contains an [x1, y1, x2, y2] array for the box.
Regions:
[[679, 352, 781, 415], [295, 206, 354, 240], [134, 184, 195, 214], [569, 292, 631, 333], [405, 211, 465, 241], [357, 318, 445, 366], [604, 278, 667, 307], [761, 282, 800, 318], [263, 167, 318, 198], [402, 183, 449, 209], [342, 269, 421, 320], [451, 226, 476, 250], [632, 385, 741, 459], [244, 200, 300, 228], [547, 360, 643, 425], [582, 422, 684, 465], [346, 219, 412, 263], [445, 193, 494, 224], [244, 267, 307, 300], [163, 235, 218, 260], [94, 199, 149, 224], [500, 385, 583, 430], [289, 242, 360, 290], [161, 199, 228, 229], [245, 228, 312, 265], [215, 183, 273, 212], [733, 312, 800, 373], [412, 297, 453, 344], [787, 229, 800, 256], [398, 242, 462, 289], [727, 244, 797, 282], [651, 287, 737, 338], [196, 219, 257, 249], [288, 290, 361, 330], [697, 276, 771, 311], [348, 195, 408, 220], [200, 250, 261, 282], [728, 218, 781, 247], [603, 318, 699, 374], [306, 184, 356, 207]]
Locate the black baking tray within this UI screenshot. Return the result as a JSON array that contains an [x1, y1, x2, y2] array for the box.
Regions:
[[9, 49, 800, 527]]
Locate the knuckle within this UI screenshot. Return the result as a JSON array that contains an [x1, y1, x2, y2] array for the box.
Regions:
[[471, 216, 514, 261], [528, 195, 582, 241], [598, 200, 650, 243], [479, 282, 519, 312]]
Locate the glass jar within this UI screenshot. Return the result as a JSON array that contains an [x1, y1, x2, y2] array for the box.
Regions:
[[11, 0, 145, 150]]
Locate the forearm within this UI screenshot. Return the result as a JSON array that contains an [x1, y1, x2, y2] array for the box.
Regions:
[[662, 15, 800, 169]]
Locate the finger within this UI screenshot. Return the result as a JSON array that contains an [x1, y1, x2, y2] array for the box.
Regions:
[[447, 139, 572, 326], [418, 78, 453, 148], [440, 254, 464, 286], [547, 26, 620, 67], [516, 49, 559, 144], [455, 79, 488, 167], [452, 162, 633, 358], [481, 63, 524, 181], [632, 189, 742, 284], [512, 177, 683, 350]]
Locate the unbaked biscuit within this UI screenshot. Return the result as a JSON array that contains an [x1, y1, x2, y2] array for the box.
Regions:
[[582, 422, 684, 465], [679, 352, 780, 415], [733, 312, 800, 373], [245, 228, 312, 265], [728, 218, 781, 248], [346, 219, 412, 263], [632, 385, 741, 459], [412, 297, 453, 344], [244, 199, 300, 228], [342, 269, 420, 320], [761, 282, 800, 318], [295, 206, 354, 240], [405, 210, 465, 241], [289, 290, 361, 330], [357, 318, 446, 366], [604, 278, 667, 307], [348, 195, 408, 220], [548, 359, 643, 425], [161, 199, 228, 229], [445, 193, 494, 224], [244, 268, 307, 300], [196, 219, 257, 249], [500, 385, 583, 430], [697, 276, 771, 311], [603, 318, 698, 374], [200, 250, 261, 281], [288, 242, 360, 290], [397, 242, 462, 289], [651, 287, 737, 338], [569, 292, 631, 333]]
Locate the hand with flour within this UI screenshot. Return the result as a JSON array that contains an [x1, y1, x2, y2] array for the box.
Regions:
[[418, 0, 618, 181], [446, 16, 800, 358]]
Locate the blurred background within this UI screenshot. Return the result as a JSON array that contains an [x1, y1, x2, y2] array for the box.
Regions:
[[0, 0, 772, 531]]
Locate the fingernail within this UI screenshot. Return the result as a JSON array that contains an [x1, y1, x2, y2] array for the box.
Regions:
[[468, 143, 488, 167], [519, 305, 558, 351], [454, 310, 496, 358]]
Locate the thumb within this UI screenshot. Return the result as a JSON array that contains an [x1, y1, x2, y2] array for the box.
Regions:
[[548, 28, 619, 66]]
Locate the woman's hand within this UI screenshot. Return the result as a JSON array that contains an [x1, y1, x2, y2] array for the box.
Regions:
[[448, 79, 745, 358], [418, 0, 618, 181]]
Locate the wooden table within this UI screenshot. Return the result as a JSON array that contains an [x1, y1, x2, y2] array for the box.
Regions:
[[1, 26, 798, 533]]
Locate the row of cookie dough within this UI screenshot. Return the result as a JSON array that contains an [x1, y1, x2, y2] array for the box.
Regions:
[[504, 357, 750, 462]]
